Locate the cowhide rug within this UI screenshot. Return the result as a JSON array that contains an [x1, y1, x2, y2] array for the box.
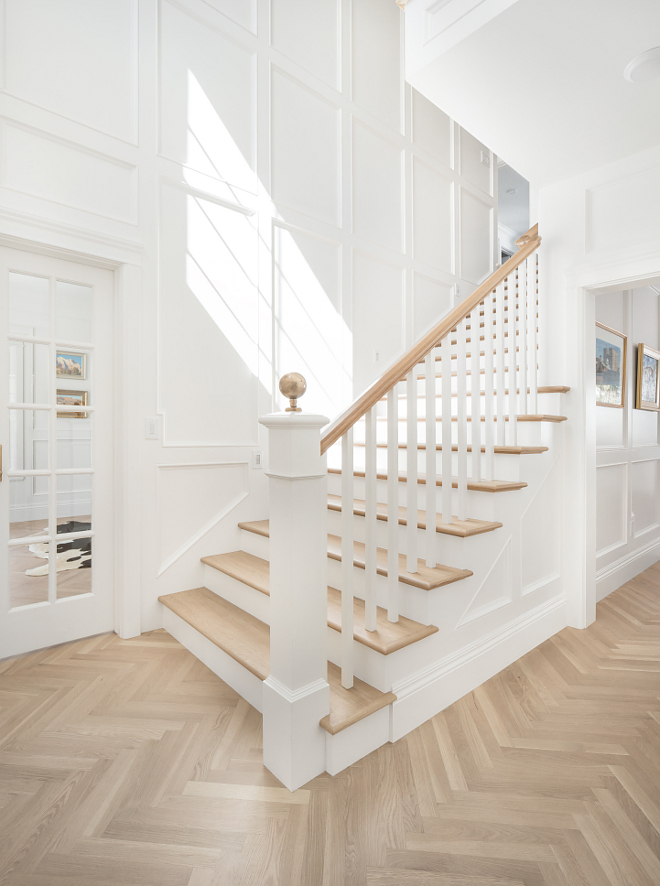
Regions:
[[26, 521, 92, 576]]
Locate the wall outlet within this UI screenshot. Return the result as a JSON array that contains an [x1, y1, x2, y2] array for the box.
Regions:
[[480, 150, 490, 167], [145, 416, 159, 440], [252, 450, 263, 469]]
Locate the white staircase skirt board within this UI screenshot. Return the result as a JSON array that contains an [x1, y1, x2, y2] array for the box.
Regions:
[[389, 594, 567, 742], [324, 706, 391, 777], [162, 606, 264, 713]]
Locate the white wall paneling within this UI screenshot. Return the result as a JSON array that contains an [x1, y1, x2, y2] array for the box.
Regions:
[[2, 0, 138, 143], [460, 186, 493, 285], [271, 67, 341, 226], [521, 459, 561, 595], [459, 127, 492, 196], [270, 0, 340, 90], [458, 537, 513, 626], [412, 272, 453, 339], [352, 120, 403, 253], [411, 89, 452, 167], [596, 462, 628, 558], [351, 0, 403, 135], [157, 461, 249, 574], [412, 158, 453, 271], [1, 122, 138, 225], [631, 458, 660, 538]]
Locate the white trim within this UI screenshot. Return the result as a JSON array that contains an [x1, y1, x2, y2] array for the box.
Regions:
[[263, 675, 328, 704]]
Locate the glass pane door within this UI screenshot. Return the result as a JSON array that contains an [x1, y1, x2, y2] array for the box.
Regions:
[[0, 249, 113, 658]]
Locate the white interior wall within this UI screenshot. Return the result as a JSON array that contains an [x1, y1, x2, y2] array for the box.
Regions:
[[595, 287, 660, 599], [0, 0, 497, 633], [538, 142, 660, 628]]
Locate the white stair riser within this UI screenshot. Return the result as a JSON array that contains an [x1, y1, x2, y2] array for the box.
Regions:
[[204, 563, 270, 623], [346, 449, 522, 482], [391, 391, 562, 419], [347, 420, 546, 447], [327, 474, 499, 522], [325, 508, 495, 563]]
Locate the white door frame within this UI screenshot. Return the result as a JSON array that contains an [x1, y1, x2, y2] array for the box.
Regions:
[[0, 233, 142, 643], [571, 256, 660, 630]]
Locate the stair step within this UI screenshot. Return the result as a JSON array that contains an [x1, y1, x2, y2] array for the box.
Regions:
[[203, 550, 439, 653], [233, 525, 471, 591], [356, 442, 549, 454], [326, 587, 438, 654], [159, 588, 395, 734], [387, 385, 570, 400], [325, 534, 472, 591], [326, 494, 502, 537], [328, 468, 527, 493], [381, 414, 567, 423]]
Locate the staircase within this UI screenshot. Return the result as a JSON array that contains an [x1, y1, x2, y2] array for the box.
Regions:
[[159, 225, 570, 789]]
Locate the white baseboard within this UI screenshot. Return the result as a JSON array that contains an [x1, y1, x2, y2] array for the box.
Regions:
[[596, 537, 660, 601], [390, 595, 567, 742]]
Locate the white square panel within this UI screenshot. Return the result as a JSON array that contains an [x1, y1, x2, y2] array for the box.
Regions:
[[460, 189, 492, 284], [352, 121, 403, 253], [412, 90, 451, 167], [271, 0, 339, 89], [632, 460, 660, 536], [271, 68, 340, 226], [4, 0, 136, 141], [352, 251, 404, 393], [203, 0, 256, 34], [351, 0, 402, 133], [159, 0, 257, 193], [460, 127, 492, 195], [413, 158, 453, 272], [596, 463, 627, 556], [413, 273, 452, 339]]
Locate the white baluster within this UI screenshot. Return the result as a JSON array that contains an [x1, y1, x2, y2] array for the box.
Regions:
[[495, 281, 506, 447], [364, 406, 377, 633], [425, 352, 436, 567], [519, 259, 528, 417], [483, 291, 495, 481], [441, 336, 452, 525], [340, 430, 354, 689], [530, 255, 538, 415], [456, 320, 468, 521], [406, 373, 418, 572], [387, 387, 399, 622], [470, 310, 481, 480], [507, 272, 518, 446]]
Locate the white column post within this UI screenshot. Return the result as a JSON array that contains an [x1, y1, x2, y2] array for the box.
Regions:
[[258, 411, 330, 792]]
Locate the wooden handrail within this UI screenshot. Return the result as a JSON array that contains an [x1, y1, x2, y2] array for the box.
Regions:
[[320, 224, 541, 455]]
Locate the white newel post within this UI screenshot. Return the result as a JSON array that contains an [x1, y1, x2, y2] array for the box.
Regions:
[[258, 398, 330, 791]]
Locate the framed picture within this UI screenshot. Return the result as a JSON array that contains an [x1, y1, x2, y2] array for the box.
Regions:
[[57, 389, 88, 419], [636, 343, 660, 411], [56, 351, 86, 380], [596, 322, 627, 408]]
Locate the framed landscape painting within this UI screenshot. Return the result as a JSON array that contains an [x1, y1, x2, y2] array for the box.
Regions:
[[596, 322, 626, 408], [636, 343, 660, 411], [56, 351, 86, 380], [57, 389, 88, 419]]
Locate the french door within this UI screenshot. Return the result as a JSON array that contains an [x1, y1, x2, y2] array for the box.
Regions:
[[0, 248, 114, 658]]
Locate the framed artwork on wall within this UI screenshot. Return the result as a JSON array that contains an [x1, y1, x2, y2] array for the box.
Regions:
[[57, 389, 88, 419], [56, 351, 86, 380], [636, 343, 660, 411], [596, 322, 627, 408]]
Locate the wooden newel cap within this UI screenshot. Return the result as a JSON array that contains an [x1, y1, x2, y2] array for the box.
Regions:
[[279, 372, 307, 412]]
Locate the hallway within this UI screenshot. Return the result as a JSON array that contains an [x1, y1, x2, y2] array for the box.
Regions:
[[1, 564, 659, 885]]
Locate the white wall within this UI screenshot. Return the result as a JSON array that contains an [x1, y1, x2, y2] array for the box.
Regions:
[[538, 143, 660, 627], [595, 288, 660, 599], [0, 0, 496, 632]]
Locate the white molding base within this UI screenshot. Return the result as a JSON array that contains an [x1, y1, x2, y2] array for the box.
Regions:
[[596, 536, 660, 601], [390, 595, 567, 741]]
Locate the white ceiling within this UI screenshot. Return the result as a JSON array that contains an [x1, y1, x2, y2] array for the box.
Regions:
[[407, 0, 660, 186]]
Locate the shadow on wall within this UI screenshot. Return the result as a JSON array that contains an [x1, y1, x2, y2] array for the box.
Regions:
[[158, 69, 353, 444]]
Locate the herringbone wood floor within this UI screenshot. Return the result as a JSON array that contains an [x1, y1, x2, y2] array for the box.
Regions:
[[1, 565, 660, 885]]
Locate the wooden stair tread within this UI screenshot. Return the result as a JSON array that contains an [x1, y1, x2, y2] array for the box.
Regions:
[[326, 587, 438, 654], [202, 549, 269, 596], [323, 663, 397, 735], [326, 494, 502, 538], [325, 534, 472, 591], [356, 442, 549, 454], [159, 587, 270, 681], [381, 414, 567, 423], [386, 385, 570, 400], [233, 525, 471, 590], [159, 588, 396, 734], [328, 467, 527, 493], [204, 549, 440, 652]]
